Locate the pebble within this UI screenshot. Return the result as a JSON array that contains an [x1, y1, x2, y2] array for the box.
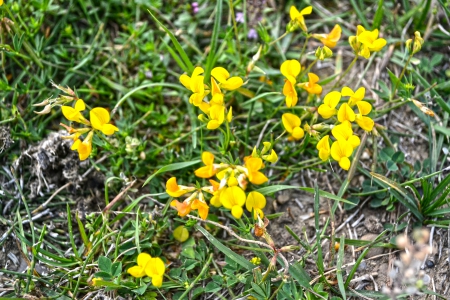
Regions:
[[425, 260, 435, 268]]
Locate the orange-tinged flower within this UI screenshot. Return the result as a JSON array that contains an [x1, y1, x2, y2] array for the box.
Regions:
[[289, 6, 313, 32], [170, 200, 192, 217], [331, 140, 353, 170], [245, 157, 268, 185], [316, 135, 331, 161], [318, 91, 341, 119], [246, 191, 266, 219], [71, 131, 93, 161], [62, 99, 89, 124], [312, 24, 342, 48], [90, 108, 119, 135], [191, 199, 209, 220], [211, 67, 243, 90], [282, 113, 305, 141], [299, 73, 322, 95]]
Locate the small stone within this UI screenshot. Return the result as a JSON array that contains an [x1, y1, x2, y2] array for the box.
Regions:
[[277, 190, 291, 204], [357, 260, 367, 271], [425, 260, 435, 268]]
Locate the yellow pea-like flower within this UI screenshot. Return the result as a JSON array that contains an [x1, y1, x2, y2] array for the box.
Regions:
[[90, 107, 119, 135], [246, 191, 266, 219], [312, 24, 342, 48], [170, 199, 192, 217], [331, 121, 360, 149], [280, 59, 301, 84], [179, 67, 204, 91], [262, 149, 278, 163], [166, 177, 195, 197], [211, 67, 243, 90], [289, 6, 313, 32], [71, 131, 93, 161], [207, 105, 225, 130], [331, 140, 353, 170], [195, 152, 218, 178], [283, 80, 298, 107], [355, 115, 375, 131], [282, 113, 304, 141], [341, 86, 365, 107], [349, 25, 386, 59], [337, 103, 356, 123], [318, 91, 341, 119], [245, 157, 269, 185], [220, 186, 246, 219], [191, 199, 209, 220], [316, 135, 331, 161], [61, 99, 89, 124], [299, 73, 322, 95]]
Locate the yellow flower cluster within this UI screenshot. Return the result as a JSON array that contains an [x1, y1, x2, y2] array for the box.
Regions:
[[167, 148, 276, 219], [60, 99, 119, 160], [180, 67, 243, 130], [127, 253, 165, 288], [280, 59, 322, 108], [349, 25, 387, 59], [316, 87, 374, 170]]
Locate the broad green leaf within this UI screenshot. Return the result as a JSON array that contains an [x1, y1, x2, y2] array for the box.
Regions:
[[98, 256, 112, 273]]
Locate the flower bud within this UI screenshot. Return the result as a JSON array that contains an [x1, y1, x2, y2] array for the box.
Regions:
[[34, 104, 52, 115], [198, 114, 209, 123], [286, 21, 299, 33], [33, 99, 50, 107], [315, 46, 333, 60]]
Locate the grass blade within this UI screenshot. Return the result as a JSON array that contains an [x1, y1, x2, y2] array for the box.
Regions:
[[204, 0, 223, 81], [142, 160, 201, 186]]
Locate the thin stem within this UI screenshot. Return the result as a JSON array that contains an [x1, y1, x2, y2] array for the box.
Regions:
[[178, 253, 214, 299], [228, 0, 242, 63], [299, 35, 311, 61], [269, 32, 289, 46], [332, 56, 358, 90], [391, 54, 413, 100]]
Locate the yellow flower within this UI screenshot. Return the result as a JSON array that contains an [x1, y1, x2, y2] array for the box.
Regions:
[[316, 135, 331, 161], [349, 25, 386, 59], [195, 152, 219, 178], [90, 107, 119, 135], [128, 253, 166, 287], [331, 121, 360, 149], [289, 6, 313, 32], [220, 186, 246, 218], [179, 67, 207, 106], [245, 157, 268, 185], [283, 80, 298, 107], [71, 131, 93, 161], [211, 67, 243, 90], [337, 103, 356, 123], [312, 24, 342, 48], [282, 113, 304, 141], [406, 31, 423, 55], [318, 91, 341, 119], [250, 257, 261, 265], [280, 59, 301, 84], [246, 191, 266, 219], [299, 73, 322, 95], [61, 99, 89, 124], [262, 149, 278, 163], [0, 0, 3, 6], [165, 177, 194, 197], [341, 86, 374, 131], [210, 78, 224, 106], [261, 142, 271, 155], [207, 105, 225, 130], [331, 140, 353, 170], [315, 46, 333, 60]]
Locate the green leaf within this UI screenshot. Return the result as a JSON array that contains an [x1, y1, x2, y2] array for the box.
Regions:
[[336, 236, 346, 299], [147, 10, 194, 73], [300, 187, 356, 205], [196, 225, 254, 270], [392, 151, 405, 163], [387, 160, 398, 171], [205, 282, 221, 293], [143, 160, 201, 186], [289, 262, 312, 289], [98, 256, 112, 273], [434, 125, 450, 136], [372, 0, 384, 29], [111, 262, 122, 277], [255, 185, 299, 195]]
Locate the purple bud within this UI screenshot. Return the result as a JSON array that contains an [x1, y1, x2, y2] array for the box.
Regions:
[[248, 28, 258, 40], [236, 12, 245, 23]]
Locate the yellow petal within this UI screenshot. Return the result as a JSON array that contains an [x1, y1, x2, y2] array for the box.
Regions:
[[195, 165, 215, 178], [300, 6, 313, 15], [348, 135, 361, 148], [202, 151, 214, 165], [356, 101, 372, 115], [220, 186, 246, 208], [246, 191, 266, 212], [262, 149, 278, 163], [337, 103, 356, 123], [280, 60, 301, 83], [291, 127, 305, 140], [283, 81, 298, 107], [339, 157, 351, 170], [101, 124, 119, 135], [221, 77, 243, 90], [289, 6, 300, 20], [71, 139, 81, 151], [179, 74, 191, 90], [62, 106, 81, 122], [227, 107, 233, 122], [192, 67, 204, 77], [318, 104, 337, 119], [341, 86, 354, 97], [90, 107, 111, 130], [127, 266, 146, 278], [370, 38, 387, 51], [137, 253, 152, 267], [145, 257, 165, 278], [74, 99, 86, 111], [282, 113, 301, 133], [356, 115, 374, 131], [211, 67, 230, 83], [151, 276, 163, 288], [245, 157, 263, 172], [77, 140, 92, 161], [249, 171, 268, 185], [231, 205, 244, 219], [323, 91, 341, 109]]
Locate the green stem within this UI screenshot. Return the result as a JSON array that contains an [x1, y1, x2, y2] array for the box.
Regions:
[[228, 0, 242, 63], [178, 253, 213, 299], [269, 32, 289, 46], [332, 56, 358, 90], [299, 35, 311, 61], [391, 54, 413, 100]]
